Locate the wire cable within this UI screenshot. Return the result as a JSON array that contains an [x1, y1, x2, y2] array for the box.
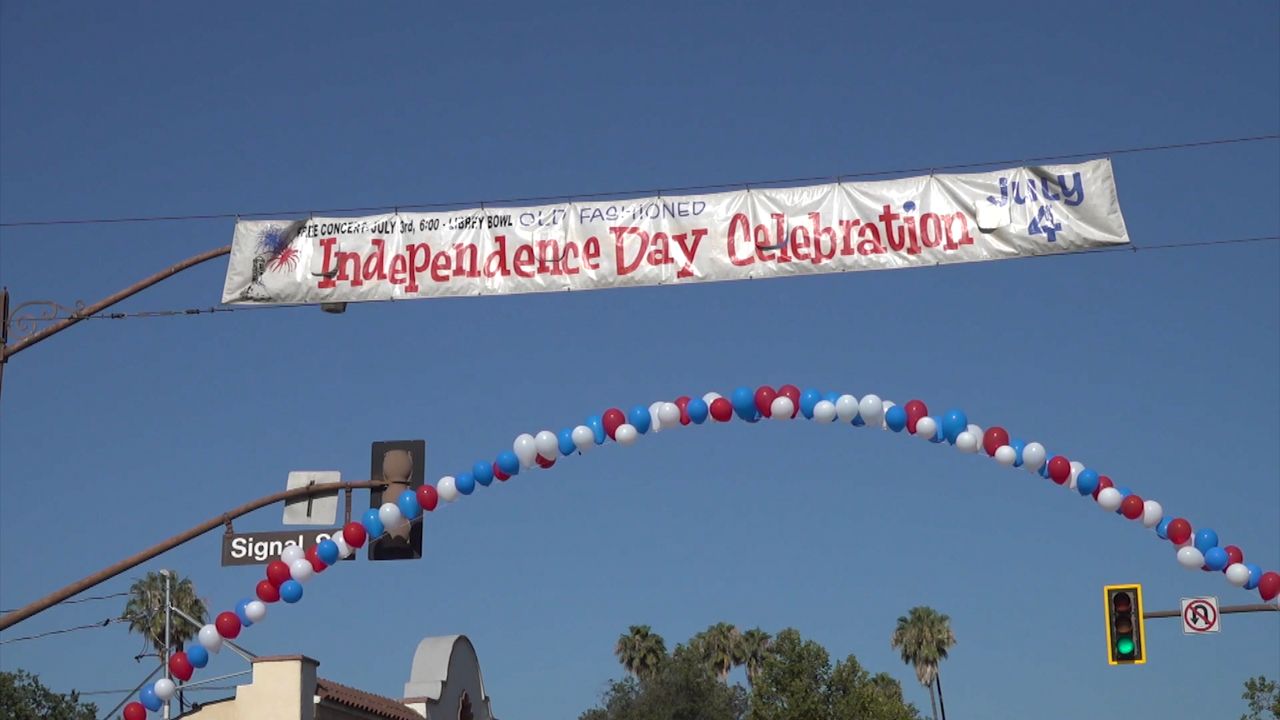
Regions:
[[0, 591, 128, 614], [0, 616, 132, 645], [1, 134, 1275, 229]]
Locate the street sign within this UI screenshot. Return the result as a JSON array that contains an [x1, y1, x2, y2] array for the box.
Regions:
[[282, 471, 340, 525], [221, 528, 345, 566], [1181, 596, 1220, 634]]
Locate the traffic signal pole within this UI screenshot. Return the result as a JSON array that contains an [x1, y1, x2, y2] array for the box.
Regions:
[[1143, 603, 1277, 619], [0, 479, 385, 632]]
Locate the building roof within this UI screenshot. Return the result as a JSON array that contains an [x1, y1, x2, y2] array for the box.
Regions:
[[316, 676, 424, 720]]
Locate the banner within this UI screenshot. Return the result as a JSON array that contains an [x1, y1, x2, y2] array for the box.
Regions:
[[221, 159, 1129, 305]]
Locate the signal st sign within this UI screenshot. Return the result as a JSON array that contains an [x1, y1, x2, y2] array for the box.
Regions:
[[221, 528, 345, 566]]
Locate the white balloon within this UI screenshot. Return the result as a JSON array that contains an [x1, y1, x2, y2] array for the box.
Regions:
[[770, 396, 795, 420], [197, 624, 223, 652], [966, 424, 983, 445], [915, 416, 938, 439], [333, 535, 352, 559], [245, 600, 267, 623], [1022, 443, 1046, 473], [648, 402, 666, 432], [1141, 500, 1163, 528], [812, 400, 837, 423], [835, 395, 859, 422], [658, 402, 681, 427], [1069, 461, 1085, 490], [995, 445, 1017, 466], [289, 557, 314, 582], [858, 394, 884, 426], [1096, 487, 1123, 511], [514, 434, 537, 468], [879, 400, 895, 429], [280, 544, 305, 565], [1177, 546, 1205, 569], [379, 502, 406, 529], [572, 425, 595, 452], [154, 678, 176, 701], [615, 424, 638, 445], [1225, 563, 1251, 586], [702, 392, 722, 405], [437, 476, 459, 503], [535, 430, 559, 459], [955, 431, 978, 453]]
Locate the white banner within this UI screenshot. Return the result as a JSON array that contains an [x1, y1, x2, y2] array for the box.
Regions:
[[222, 159, 1128, 305]]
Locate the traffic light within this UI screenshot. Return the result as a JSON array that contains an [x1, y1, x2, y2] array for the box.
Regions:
[[1103, 584, 1146, 665], [368, 440, 426, 561]]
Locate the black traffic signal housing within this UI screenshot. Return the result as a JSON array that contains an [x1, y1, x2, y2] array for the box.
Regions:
[[368, 440, 426, 561], [1103, 584, 1146, 665]]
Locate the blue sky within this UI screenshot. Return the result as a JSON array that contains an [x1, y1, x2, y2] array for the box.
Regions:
[[1, 2, 1277, 719]]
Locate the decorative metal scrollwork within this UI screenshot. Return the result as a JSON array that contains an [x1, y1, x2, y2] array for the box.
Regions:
[[6, 299, 89, 341]]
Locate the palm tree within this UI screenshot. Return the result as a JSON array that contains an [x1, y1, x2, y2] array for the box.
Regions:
[[123, 571, 208, 659], [737, 627, 772, 688], [890, 606, 956, 720], [690, 622, 741, 681], [614, 625, 667, 682]]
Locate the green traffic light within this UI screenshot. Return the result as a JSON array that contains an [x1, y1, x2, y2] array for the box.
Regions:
[[1116, 637, 1135, 656]]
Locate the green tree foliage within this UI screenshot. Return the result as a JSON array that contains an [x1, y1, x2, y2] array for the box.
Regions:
[[123, 570, 208, 656], [1242, 676, 1280, 720], [0, 670, 97, 720], [889, 607, 955, 720], [615, 625, 669, 682], [584, 624, 920, 720]]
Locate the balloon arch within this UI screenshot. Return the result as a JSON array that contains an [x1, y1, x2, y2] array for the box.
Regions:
[[123, 385, 1280, 718]]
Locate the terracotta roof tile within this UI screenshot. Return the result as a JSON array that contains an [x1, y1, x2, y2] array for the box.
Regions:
[[315, 677, 423, 720]]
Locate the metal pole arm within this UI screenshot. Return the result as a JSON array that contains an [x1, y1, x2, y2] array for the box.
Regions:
[[1144, 603, 1277, 619], [0, 480, 384, 631]]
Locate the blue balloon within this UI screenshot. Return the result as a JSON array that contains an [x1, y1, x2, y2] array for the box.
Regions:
[[140, 685, 162, 711], [317, 539, 339, 566], [497, 450, 520, 475], [1038, 459, 1050, 478], [628, 405, 651, 434], [1155, 517, 1172, 540], [851, 415, 866, 426], [687, 397, 709, 424], [823, 391, 841, 405], [187, 643, 209, 668], [1194, 528, 1219, 553], [941, 409, 968, 443], [558, 428, 576, 456], [361, 508, 384, 538], [473, 461, 494, 487], [799, 389, 821, 419], [885, 405, 908, 432], [930, 426, 945, 443], [398, 489, 421, 520], [280, 580, 304, 603], [456, 473, 475, 495], [587, 415, 606, 445], [731, 386, 756, 421], [1245, 563, 1264, 590], [1203, 546, 1229, 571], [1112, 486, 1130, 514], [235, 597, 254, 628], [1010, 439, 1026, 467], [1076, 469, 1099, 496]]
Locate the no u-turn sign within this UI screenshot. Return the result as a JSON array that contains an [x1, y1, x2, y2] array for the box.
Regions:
[[1181, 597, 1220, 634]]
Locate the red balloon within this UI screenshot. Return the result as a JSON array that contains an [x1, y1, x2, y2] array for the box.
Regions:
[[536, 454, 556, 468], [342, 521, 367, 549], [1258, 572, 1280, 602], [215, 611, 242, 639], [492, 462, 510, 482], [1166, 518, 1192, 545], [1120, 494, 1144, 520], [982, 427, 1009, 456], [777, 385, 801, 417], [266, 560, 291, 588], [1048, 456, 1071, 484], [602, 408, 626, 440], [416, 484, 439, 511], [256, 580, 280, 603], [710, 398, 733, 422], [1092, 475, 1113, 500], [1224, 545, 1244, 568], [124, 702, 148, 720], [754, 386, 777, 417], [904, 400, 928, 434], [675, 396, 692, 425], [305, 545, 327, 573], [169, 651, 194, 681]]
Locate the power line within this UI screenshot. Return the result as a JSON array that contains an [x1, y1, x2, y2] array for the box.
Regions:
[[0, 591, 128, 614], [0, 616, 132, 645], [25, 234, 1276, 323], [1, 133, 1275, 229]]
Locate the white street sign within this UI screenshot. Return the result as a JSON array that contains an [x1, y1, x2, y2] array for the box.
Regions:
[[282, 471, 340, 525], [1181, 596, 1220, 634]]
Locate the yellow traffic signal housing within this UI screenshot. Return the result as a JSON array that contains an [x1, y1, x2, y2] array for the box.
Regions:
[[1103, 584, 1147, 665]]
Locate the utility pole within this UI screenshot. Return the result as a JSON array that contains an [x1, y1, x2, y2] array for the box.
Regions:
[[162, 569, 172, 720]]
